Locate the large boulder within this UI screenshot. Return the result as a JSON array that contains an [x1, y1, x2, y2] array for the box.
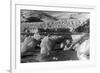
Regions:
[[40, 36, 54, 56], [21, 36, 38, 55], [76, 39, 90, 60], [40, 35, 65, 56]]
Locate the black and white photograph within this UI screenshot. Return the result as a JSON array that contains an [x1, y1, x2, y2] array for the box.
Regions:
[[20, 9, 90, 63]]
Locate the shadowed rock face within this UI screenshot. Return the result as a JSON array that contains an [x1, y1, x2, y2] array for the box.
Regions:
[[74, 19, 89, 33], [26, 17, 43, 22]]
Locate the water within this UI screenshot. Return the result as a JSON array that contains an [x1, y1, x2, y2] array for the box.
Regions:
[[21, 48, 78, 63]]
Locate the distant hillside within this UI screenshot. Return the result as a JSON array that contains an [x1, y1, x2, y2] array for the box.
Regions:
[[21, 10, 58, 22], [21, 18, 89, 33], [20, 10, 90, 34]]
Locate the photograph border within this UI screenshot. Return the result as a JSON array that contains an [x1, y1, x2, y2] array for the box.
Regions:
[[11, 3, 96, 73]]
